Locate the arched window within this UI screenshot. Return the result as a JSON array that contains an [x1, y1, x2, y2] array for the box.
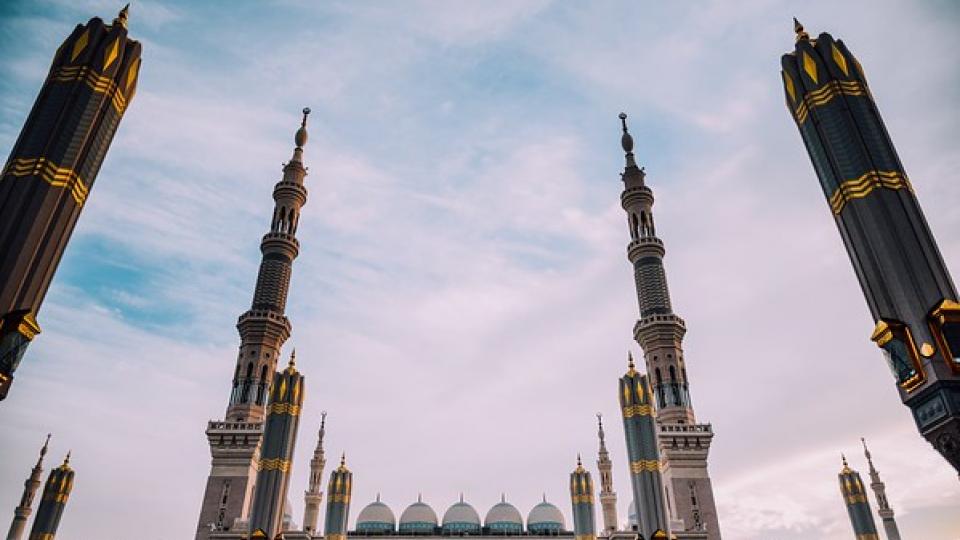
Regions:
[[630, 213, 640, 240], [290, 210, 298, 234], [256, 365, 269, 404], [241, 362, 254, 403], [669, 365, 676, 381]]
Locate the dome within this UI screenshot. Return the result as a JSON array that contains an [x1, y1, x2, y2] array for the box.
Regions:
[[484, 496, 522, 534], [442, 496, 481, 534], [527, 498, 565, 534], [399, 497, 438, 534], [357, 497, 396, 533]]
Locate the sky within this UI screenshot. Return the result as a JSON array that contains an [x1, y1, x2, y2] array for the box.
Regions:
[[1, 1, 959, 539]]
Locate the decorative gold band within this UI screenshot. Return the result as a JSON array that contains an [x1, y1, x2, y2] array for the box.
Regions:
[[856, 534, 880, 540], [49, 65, 129, 114], [571, 494, 594, 504], [268, 402, 301, 416], [574, 535, 596, 540], [845, 494, 868, 504], [793, 79, 867, 124], [2, 157, 89, 206], [622, 404, 653, 418], [828, 170, 912, 215], [328, 494, 351, 503], [257, 458, 291, 472], [630, 460, 661, 473]]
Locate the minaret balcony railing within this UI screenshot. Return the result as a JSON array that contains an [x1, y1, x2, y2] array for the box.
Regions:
[[627, 237, 665, 260], [273, 180, 307, 205], [620, 185, 654, 208], [260, 231, 300, 258]]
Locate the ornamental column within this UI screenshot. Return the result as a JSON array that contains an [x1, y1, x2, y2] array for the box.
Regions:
[[323, 455, 353, 540], [595, 414, 618, 534], [302, 411, 327, 535], [569, 456, 597, 540], [780, 19, 960, 472], [0, 6, 140, 400], [838, 455, 880, 540]]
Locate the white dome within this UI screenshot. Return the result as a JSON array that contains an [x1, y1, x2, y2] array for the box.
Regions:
[[357, 500, 396, 532], [399, 499, 438, 533], [485, 499, 522, 526], [443, 502, 481, 525], [527, 499, 565, 531]]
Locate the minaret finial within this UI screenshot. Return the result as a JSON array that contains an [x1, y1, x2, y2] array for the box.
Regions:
[[793, 17, 809, 42], [41, 433, 51, 458], [63, 451, 71, 467], [577, 453, 582, 467], [295, 107, 310, 148], [377, 492, 381, 502], [619, 112, 634, 154], [627, 351, 637, 375], [113, 4, 130, 29], [320, 410, 327, 434], [861, 437, 876, 471], [340, 452, 346, 467], [542, 493, 546, 503], [418, 492, 422, 503]]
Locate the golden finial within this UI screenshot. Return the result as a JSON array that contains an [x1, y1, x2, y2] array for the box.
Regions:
[[840, 453, 852, 473], [113, 4, 130, 29], [61, 451, 71, 469], [793, 17, 809, 42], [340, 452, 346, 467], [289, 348, 297, 368], [627, 351, 637, 375]]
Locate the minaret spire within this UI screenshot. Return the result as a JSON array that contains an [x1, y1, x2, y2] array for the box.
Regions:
[[196, 109, 313, 540], [303, 411, 328, 534], [838, 455, 880, 539], [596, 413, 619, 534], [570, 455, 597, 540], [861, 438, 902, 540], [615, 114, 720, 537], [113, 4, 130, 28], [6, 435, 51, 540]]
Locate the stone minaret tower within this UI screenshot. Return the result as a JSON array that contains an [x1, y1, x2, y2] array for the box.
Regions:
[[595, 414, 618, 534], [27, 453, 73, 540], [6, 435, 50, 540], [303, 411, 327, 535], [195, 109, 311, 539], [616, 113, 721, 537], [569, 455, 597, 540], [324, 455, 353, 540], [249, 352, 305, 538], [838, 455, 880, 540], [0, 6, 141, 400], [618, 355, 669, 540], [861, 439, 901, 540], [781, 20, 960, 473]]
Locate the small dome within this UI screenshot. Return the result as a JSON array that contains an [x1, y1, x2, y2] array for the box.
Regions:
[[357, 498, 396, 533], [399, 498, 438, 534], [442, 497, 481, 534], [484, 497, 522, 534], [527, 498, 565, 534]]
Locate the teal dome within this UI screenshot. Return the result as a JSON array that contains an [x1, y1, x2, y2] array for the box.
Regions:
[[484, 497, 522, 534], [399, 498, 438, 534], [442, 497, 481, 534], [527, 498, 564, 534], [357, 499, 396, 533]]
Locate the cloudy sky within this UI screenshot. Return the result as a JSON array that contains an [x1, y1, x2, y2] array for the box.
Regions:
[[1, 1, 959, 539]]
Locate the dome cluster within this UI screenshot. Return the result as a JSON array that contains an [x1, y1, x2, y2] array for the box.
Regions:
[[353, 495, 566, 536]]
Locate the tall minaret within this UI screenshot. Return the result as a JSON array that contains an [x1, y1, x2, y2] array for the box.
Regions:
[[838, 455, 880, 540], [195, 109, 311, 539], [861, 439, 901, 540], [569, 455, 597, 540], [6, 435, 49, 540], [0, 5, 141, 400], [303, 411, 327, 535], [595, 414, 618, 534], [781, 20, 960, 473], [323, 454, 353, 540], [618, 354, 669, 540], [616, 113, 721, 537], [27, 453, 73, 540], [248, 352, 305, 538]]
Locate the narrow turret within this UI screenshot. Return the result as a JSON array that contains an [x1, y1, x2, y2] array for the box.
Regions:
[[303, 411, 327, 534], [5, 435, 50, 540], [595, 414, 618, 534], [861, 439, 901, 540], [323, 454, 353, 540], [838, 455, 880, 540], [27, 453, 73, 540], [569, 455, 597, 540]]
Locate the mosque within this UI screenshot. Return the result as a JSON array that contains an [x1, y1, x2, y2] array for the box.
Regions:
[[2, 7, 926, 540]]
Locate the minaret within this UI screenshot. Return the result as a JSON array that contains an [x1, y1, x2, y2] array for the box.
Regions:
[[595, 414, 618, 534], [781, 20, 960, 473], [195, 109, 311, 539], [861, 439, 901, 540], [249, 352, 305, 538], [616, 113, 721, 537], [0, 5, 141, 400], [303, 411, 327, 535], [27, 453, 73, 540], [618, 354, 669, 540], [838, 455, 880, 540], [6, 435, 49, 540], [569, 455, 597, 540], [323, 454, 353, 540]]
